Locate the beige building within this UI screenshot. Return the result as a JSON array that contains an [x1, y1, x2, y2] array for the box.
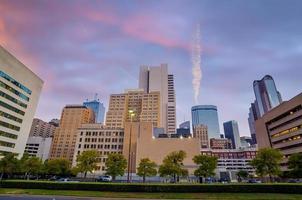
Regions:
[[0, 45, 43, 157], [72, 123, 124, 173], [193, 124, 209, 148], [255, 93, 302, 169], [123, 122, 200, 174], [105, 89, 160, 128], [25, 136, 52, 161], [50, 105, 94, 162], [139, 64, 176, 134], [210, 138, 233, 149], [29, 118, 57, 138]]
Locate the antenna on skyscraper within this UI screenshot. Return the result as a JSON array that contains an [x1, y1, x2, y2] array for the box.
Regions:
[[94, 93, 98, 101]]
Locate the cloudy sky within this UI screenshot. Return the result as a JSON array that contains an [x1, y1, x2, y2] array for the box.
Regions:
[[0, 0, 301, 136]]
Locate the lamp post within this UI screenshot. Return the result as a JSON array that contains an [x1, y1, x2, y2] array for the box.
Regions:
[[127, 110, 135, 183]]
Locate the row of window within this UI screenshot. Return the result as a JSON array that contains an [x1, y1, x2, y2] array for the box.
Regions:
[[0, 100, 25, 116], [0, 120, 20, 131], [81, 144, 123, 150], [0, 111, 23, 123], [0, 139, 15, 148], [0, 80, 29, 102], [81, 131, 124, 137], [0, 91, 27, 108], [0, 71, 32, 95], [271, 124, 302, 139], [0, 130, 18, 139]]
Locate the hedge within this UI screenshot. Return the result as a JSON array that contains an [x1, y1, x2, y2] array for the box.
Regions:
[[1, 180, 302, 194]]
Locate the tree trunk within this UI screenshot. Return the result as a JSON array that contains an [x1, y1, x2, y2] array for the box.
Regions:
[[84, 171, 87, 178], [173, 174, 176, 183], [143, 175, 146, 183], [0, 172, 3, 181]]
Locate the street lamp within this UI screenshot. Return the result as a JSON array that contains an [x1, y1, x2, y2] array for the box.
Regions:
[[127, 110, 135, 183]]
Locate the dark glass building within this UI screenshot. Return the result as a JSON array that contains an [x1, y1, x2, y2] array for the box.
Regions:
[[223, 120, 241, 149], [191, 105, 220, 139]]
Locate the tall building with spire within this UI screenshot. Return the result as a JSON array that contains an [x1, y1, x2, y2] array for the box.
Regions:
[[139, 64, 176, 134], [83, 94, 105, 124], [248, 75, 282, 144]]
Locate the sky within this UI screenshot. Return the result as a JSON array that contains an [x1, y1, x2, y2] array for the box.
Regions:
[[0, 0, 301, 136]]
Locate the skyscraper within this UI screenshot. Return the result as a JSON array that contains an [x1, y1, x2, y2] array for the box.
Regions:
[[191, 105, 220, 139], [253, 75, 282, 116], [139, 64, 176, 134], [193, 124, 209, 148], [105, 89, 161, 128], [248, 75, 282, 144], [29, 118, 57, 138], [0, 45, 43, 157], [49, 105, 94, 162], [83, 96, 105, 124], [223, 120, 241, 149]]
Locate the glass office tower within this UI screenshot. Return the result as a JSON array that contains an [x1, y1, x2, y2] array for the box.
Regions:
[[191, 105, 220, 139], [83, 99, 105, 124], [223, 120, 241, 149]]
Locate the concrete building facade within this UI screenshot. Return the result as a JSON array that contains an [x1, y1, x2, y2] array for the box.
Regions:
[[193, 124, 209, 148], [255, 93, 302, 169], [139, 64, 176, 134], [72, 124, 124, 174], [49, 105, 94, 162], [29, 118, 57, 138], [24, 136, 52, 161], [210, 138, 233, 149], [0, 45, 43, 157]]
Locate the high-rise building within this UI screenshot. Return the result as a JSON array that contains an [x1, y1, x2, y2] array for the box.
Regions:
[[210, 138, 233, 149], [240, 136, 252, 148], [0, 45, 43, 157], [253, 75, 282, 116], [83, 96, 105, 124], [223, 120, 241, 149], [49, 105, 94, 162], [29, 118, 57, 138], [193, 124, 209, 148], [49, 118, 60, 127], [139, 64, 176, 134], [191, 105, 220, 139], [255, 93, 302, 170], [105, 89, 160, 129], [248, 75, 282, 144], [179, 120, 190, 129]]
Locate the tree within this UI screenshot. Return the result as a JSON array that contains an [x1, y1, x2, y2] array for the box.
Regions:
[[137, 158, 157, 183], [76, 150, 99, 178], [158, 150, 188, 183], [193, 155, 217, 183], [0, 153, 18, 180], [21, 154, 43, 180], [105, 153, 127, 181], [288, 153, 302, 178], [45, 159, 71, 177], [250, 148, 283, 182], [236, 170, 249, 182]]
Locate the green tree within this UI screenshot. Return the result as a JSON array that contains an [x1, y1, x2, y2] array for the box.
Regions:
[[288, 153, 302, 178], [236, 170, 249, 182], [0, 152, 19, 180], [76, 150, 99, 178], [193, 155, 217, 183], [137, 158, 157, 183], [45, 158, 71, 177], [105, 153, 127, 181], [21, 155, 43, 180], [158, 150, 188, 183], [250, 148, 283, 182]]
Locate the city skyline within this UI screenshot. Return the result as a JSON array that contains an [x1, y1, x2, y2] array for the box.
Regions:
[[0, 1, 302, 136]]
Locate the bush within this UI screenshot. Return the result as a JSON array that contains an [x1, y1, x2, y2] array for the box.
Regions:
[[1, 180, 302, 194]]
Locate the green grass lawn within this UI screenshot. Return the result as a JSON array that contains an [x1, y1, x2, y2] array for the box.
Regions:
[[1, 188, 302, 199]]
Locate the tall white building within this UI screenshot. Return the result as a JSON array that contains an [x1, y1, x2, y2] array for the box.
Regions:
[[25, 136, 52, 161], [0, 45, 43, 157], [139, 64, 176, 134]]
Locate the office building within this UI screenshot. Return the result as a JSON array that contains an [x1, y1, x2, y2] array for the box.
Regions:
[[0, 45, 43, 157], [193, 124, 209, 148], [139, 64, 176, 134], [179, 121, 190, 129], [123, 122, 200, 174], [248, 75, 282, 144], [83, 97, 105, 124], [29, 118, 57, 138], [255, 93, 302, 169], [210, 138, 232, 149], [49, 118, 60, 127], [201, 148, 257, 181], [191, 105, 220, 139], [223, 120, 241, 149], [24, 136, 52, 161], [105, 89, 160, 129], [49, 105, 94, 162], [240, 136, 252, 148], [72, 124, 124, 174]]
